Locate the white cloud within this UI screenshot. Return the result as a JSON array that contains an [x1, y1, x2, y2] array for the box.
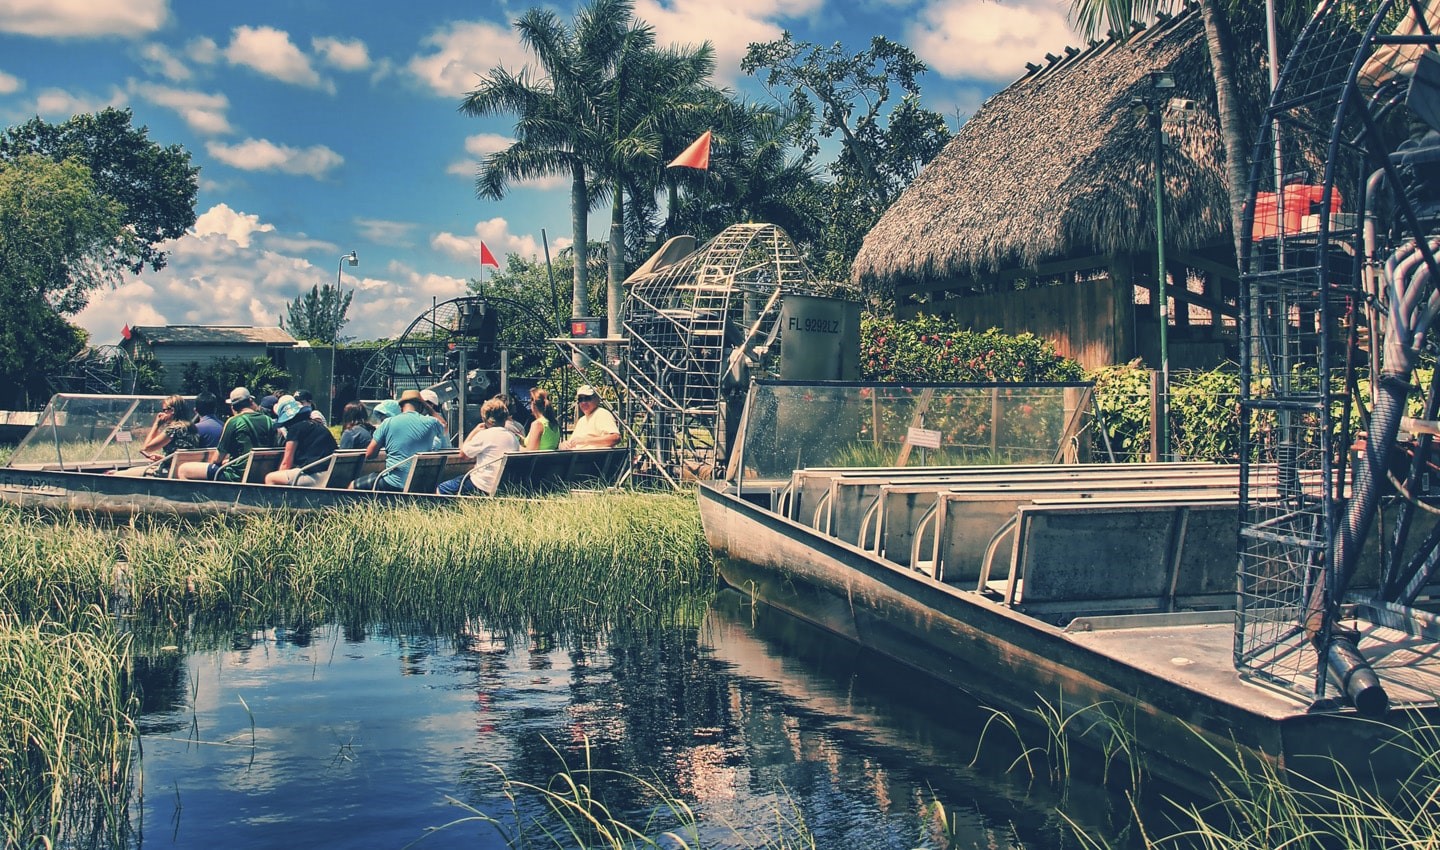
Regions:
[[446, 133, 568, 189], [907, 0, 1077, 82], [31, 86, 124, 119], [139, 42, 190, 82], [637, 0, 813, 84], [130, 81, 231, 135], [0, 70, 21, 95], [312, 35, 370, 72], [407, 20, 530, 97], [224, 25, 332, 91], [193, 203, 274, 248], [355, 218, 416, 247], [264, 234, 338, 255], [0, 0, 166, 38], [431, 218, 566, 267], [186, 36, 220, 65], [206, 138, 343, 178], [464, 132, 512, 157]]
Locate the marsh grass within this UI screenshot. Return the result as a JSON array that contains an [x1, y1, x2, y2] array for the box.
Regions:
[[0, 608, 136, 850], [0, 491, 712, 641]]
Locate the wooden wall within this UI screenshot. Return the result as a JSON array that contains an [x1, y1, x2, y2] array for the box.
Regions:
[[901, 276, 1130, 371]]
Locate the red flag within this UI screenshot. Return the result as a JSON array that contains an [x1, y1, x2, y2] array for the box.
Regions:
[[667, 130, 711, 170], [479, 241, 500, 268], [121, 323, 132, 341]]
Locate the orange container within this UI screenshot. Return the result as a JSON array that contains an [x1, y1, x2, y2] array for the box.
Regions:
[[1251, 184, 1343, 240]]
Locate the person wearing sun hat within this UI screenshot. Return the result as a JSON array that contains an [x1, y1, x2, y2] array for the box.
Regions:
[[559, 384, 620, 449], [266, 397, 337, 487], [352, 389, 446, 491]]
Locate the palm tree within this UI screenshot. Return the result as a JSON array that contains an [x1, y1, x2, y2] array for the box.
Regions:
[[592, 27, 715, 339], [460, 0, 634, 322]]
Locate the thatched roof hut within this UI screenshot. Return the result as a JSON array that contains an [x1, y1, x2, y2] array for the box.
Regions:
[[853, 6, 1237, 368]]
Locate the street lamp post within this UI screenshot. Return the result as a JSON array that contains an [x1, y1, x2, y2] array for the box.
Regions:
[[331, 251, 358, 418]]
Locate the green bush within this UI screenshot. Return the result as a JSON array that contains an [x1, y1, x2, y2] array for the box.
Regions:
[[861, 314, 1085, 383]]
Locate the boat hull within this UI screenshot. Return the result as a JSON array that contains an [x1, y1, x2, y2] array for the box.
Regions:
[[699, 482, 1438, 793], [0, 465, 449, 517]]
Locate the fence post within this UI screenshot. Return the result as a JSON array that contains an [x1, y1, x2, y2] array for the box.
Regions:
[[1149, 369, 1161, 463]]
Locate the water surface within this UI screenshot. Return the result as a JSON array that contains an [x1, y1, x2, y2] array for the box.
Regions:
[[134, 593, 1107, 848]]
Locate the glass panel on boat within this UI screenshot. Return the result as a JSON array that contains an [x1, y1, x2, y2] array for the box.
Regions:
[[7, 393, 168, 471], [735, 380, 1090, 480]]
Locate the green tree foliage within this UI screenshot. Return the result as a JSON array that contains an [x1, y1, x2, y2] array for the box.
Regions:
[[742, 34, 951, 284], [860, 313, 1084, 383], [282, 284, 352, 343], [180, 356, 291, 399], [0, 155, 127, 406], [0, 108, 199, 273]]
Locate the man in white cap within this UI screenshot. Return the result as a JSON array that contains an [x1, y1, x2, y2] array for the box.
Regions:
[[559, 384, 619, 449]]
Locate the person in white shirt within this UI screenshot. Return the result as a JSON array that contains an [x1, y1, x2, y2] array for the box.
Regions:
[[559, 384, 620, 449], [437, 397, 520, 495]]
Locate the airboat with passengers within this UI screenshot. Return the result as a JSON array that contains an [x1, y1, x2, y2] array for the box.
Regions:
[[696, 1, 1440, 792]]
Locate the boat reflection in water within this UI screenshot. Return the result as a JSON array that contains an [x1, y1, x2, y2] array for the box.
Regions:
[[131, 596, 1106, 849]]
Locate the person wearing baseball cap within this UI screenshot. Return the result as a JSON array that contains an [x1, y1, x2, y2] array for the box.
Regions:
[[177, 387, 277, 481], [559, 384, 619, 450]]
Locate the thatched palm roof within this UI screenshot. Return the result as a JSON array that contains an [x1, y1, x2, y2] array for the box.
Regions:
[[853, 7, 1230, 289]]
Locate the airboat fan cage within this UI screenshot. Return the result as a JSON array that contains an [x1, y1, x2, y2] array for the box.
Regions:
[[1238, 0, 1440, 709], [50, 345, 139, 396], [620, 223, 825, 486], [357, 295, 558, 412]]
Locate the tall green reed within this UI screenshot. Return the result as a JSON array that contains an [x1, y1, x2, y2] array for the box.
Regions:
[[0, 608, 136, 849]]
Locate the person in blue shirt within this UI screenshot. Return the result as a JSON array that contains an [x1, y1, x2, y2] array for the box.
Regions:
[[194, 391, 223, 449], [352, 390, 446, 491]]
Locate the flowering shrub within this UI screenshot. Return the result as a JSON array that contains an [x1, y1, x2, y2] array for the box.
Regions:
[[860, 314, 1085, 384]]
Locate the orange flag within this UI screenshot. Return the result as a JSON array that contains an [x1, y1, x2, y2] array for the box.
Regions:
[[667, 130, 712, 170], [479, 241, 500, 268]]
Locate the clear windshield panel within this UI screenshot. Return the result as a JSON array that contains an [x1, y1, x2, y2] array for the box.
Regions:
[[7, 394, 169, 470], [736, 380, 1092, 480]]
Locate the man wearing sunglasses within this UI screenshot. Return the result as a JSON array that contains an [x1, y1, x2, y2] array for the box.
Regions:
[[559, 384, 619, 450]]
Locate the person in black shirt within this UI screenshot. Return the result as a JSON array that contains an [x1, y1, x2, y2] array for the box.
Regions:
[[266, 398, 337, 486]]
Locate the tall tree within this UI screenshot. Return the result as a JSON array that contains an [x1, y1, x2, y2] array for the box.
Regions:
[[593, 24, 714, 341], [461, 0, 635, 321], [742, 34, 951, 284], [0, 155, 125, 405], [282, 283, 352, 343], [0, 108, 198, 273]]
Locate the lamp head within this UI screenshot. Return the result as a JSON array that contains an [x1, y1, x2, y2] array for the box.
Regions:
[[345, 250, 358, 266], [1150, 71, 1176, 91]]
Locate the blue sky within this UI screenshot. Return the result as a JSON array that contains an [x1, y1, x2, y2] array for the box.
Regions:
[[0, 0, 1079, 342]]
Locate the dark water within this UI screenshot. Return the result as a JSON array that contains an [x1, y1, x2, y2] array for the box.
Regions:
[[132, 593, 1126, 849]]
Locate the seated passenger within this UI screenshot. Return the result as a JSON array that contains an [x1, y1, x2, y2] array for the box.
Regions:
[[177, 387, 278, 482], [194, 391, 223, 449], [352, 390, 446, 491], [113, 395, 201, 476], [523, 388, 560, 451], [559, 385, 620, 449], [266, 398, 338, 486], [294, 388, 327, 426], [438, 397, 520, 496], [338, 402, 374, 450]]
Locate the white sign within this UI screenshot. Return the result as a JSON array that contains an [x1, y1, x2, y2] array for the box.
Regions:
[[906, 426, 942, 449], [113, 430, 133, 443]]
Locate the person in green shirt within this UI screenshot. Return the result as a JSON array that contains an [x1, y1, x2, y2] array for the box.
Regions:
[[176, 387, 277, 482], [523, 388, 561, 451]]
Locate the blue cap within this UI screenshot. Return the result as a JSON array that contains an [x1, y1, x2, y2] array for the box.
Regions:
[[375, 399, 401, 419]]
